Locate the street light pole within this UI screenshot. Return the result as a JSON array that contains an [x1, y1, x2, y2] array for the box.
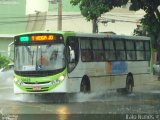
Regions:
[[57, 0, 62, 30]]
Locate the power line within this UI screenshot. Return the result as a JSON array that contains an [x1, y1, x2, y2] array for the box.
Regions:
[[0, 15, 84, 26], [105, 14, 144, 19], [0, 14, 140, 26], [0, 13, 142, 20], [0, 14, 82, 19]]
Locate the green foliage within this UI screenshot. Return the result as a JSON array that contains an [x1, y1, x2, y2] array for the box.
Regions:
[[70, 0, 107, 21], [70, 0, 160, 45], [70, 0, 128, 21], [130, 0, 160, 11], [130, 0, 160, 49], [133, 25, 147, 36], [130, 0, 160, 63], [0, 54, 10, 69], [70, 0, 128, 32]]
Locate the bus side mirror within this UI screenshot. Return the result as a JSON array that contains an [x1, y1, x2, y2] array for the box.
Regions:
[[8, 42, 14, 61], [70, 50, 75, 62]]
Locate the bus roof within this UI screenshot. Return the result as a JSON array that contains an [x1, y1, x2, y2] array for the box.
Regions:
[[75, 32, 150, 41], [14, 31, 150, 41]]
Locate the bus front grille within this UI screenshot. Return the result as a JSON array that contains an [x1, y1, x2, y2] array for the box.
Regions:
[[25, 87, 49, 92], [24, 81, 50, 84]]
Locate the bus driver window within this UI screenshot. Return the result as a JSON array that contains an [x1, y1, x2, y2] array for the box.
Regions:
[[38, 55, 49, 66]]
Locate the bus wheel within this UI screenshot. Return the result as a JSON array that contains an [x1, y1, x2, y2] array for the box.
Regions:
[[80, 75, 91, 93], [126, 72, 134, 93]]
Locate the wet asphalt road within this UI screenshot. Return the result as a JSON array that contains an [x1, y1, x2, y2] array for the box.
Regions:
[[0, 74, 160, 120]]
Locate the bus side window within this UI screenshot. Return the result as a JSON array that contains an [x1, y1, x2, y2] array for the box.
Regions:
[[104, 40, 116, 61], [126, 41, 136, 60], [144, 42, 150, 60], [66, 37, 79, 73], [136, 41, 145, 60], [80, 38, 92, 62], [115, 40, 126, 60], [81, 50, 92, 62], [92, 39, 104, 61]]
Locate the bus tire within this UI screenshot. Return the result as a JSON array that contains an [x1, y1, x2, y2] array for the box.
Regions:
[[126, 72, 134, 93], [80, 75, 91, 93]]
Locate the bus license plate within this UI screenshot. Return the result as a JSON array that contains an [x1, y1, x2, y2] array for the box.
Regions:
[[32, 86, 41, 91]]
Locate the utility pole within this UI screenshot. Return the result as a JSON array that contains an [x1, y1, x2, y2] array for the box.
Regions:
[[57, 0, 62, 30]]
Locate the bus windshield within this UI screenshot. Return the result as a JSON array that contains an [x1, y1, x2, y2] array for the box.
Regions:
[[14, 43, 65, 71]]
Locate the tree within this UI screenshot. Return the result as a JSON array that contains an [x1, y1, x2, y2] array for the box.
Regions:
[[70, 0, 160, 46], [129, 0, 160, 61], [70, 0, 128, 33], [133, 25, 147, 36], [71, 0, 160, 61], [0, 54, 10, 69]]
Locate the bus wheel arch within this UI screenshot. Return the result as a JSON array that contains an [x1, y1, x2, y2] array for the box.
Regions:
[[80, 75, 91, 93], [126, 72, 134, 93]]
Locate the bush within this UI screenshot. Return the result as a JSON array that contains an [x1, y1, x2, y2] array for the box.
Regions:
[[0, 54, 10, 69]]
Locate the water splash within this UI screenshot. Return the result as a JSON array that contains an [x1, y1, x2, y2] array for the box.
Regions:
[[0, 72, 141, 104]]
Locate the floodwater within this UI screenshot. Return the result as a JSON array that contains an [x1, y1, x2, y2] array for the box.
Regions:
[[0, 72, 160, 120]]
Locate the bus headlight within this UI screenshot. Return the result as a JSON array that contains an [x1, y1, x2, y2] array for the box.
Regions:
[[14, 78, 23, 85], [51, 76, 65, 85], [59, 75, 65, 81]]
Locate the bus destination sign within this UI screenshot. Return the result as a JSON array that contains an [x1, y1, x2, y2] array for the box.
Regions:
[[19, 34, 56, 43], [31, 35, 55, 41]]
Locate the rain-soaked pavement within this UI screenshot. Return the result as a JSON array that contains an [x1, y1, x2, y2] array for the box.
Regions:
[[0, 73, 160, 120]]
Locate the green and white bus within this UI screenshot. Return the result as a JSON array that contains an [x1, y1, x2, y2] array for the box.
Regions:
[[13, 31, 151, 94]]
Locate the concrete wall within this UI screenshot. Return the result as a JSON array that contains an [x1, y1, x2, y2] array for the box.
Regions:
[[0, 0, 26, 34], [0, 36, 14, 57], [25, 12, 47, 32], [45, 12, 93, 33], [26, 0, 48, 15]]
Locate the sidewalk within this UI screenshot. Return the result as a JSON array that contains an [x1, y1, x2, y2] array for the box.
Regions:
[[134, 75, 160, 93]]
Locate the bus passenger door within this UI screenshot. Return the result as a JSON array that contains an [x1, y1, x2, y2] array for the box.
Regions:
[[66, 36, 79, 73]]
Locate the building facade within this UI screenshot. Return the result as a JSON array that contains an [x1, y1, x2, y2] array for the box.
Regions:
[[0, 0, 26, 56], [0, 0, 26, 34]]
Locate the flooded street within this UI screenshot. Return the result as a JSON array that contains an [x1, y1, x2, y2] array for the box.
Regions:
[[0, 73, 160, 120], [1, 0, 160, 119]]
